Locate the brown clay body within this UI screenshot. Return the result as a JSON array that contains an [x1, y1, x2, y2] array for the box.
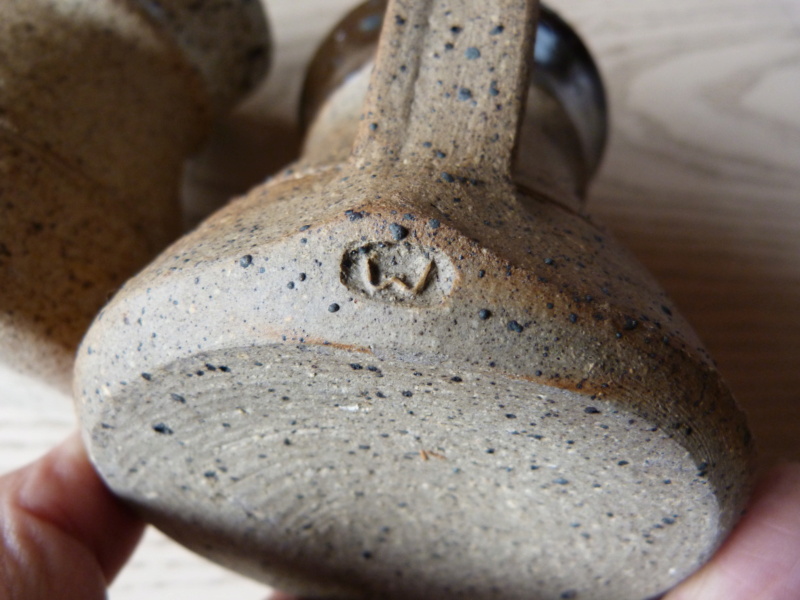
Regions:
[[0, 0, 269, 392], [75, 1, 753, 598]]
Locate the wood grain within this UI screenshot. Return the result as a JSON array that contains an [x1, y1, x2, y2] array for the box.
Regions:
[[1, 0, 797, 597], [574, 0, 800, 466]]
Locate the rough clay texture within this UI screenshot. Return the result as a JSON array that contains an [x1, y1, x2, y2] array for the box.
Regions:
[[300, 0, 592, 210], [0, 0, 269, 391], [76, 1, 753, 598], [129, 0, 272, 113]]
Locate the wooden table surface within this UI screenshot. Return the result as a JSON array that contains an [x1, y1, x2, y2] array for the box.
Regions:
[[1, 0, 798, 597]]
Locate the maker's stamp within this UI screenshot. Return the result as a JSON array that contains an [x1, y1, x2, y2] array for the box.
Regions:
[[340, 242, 456, 306]]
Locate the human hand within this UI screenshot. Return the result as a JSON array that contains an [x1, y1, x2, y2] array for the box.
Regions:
[[0, 433, 144, 600]]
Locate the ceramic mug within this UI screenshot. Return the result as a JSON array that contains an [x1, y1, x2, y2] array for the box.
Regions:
[[75, 2, 753, 598], [0, 0, 270, 394]]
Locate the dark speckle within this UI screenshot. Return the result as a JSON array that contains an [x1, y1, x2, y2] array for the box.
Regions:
[[560, 591, 577, 600], [505, 413, 517, 419], [465, 47, 481, 59], [554, 478, 570, 485], [171, 393, 186, 404], [490, 25, 505, 35], [428, 219, 440, 229], [362, 550, 373, 559], [394, 14, 406, 25], [451, 25, 463, 34], [486, 448, 495, 454], [369, 122, 378, 131], [584, 407, 600, 414], [489, 80, 500, 96], [141, 372, 152, 381], [569, 313, 578, 324], [507, 320, 524, 333], [328, 303, 340, 313], [389, 223, 409, 241], [402, 390, 413, 397], [618, 460, 630, 466], [287, 281, 295, 289], [661, 305, 673, 316], [623, 317, 639, 331], [478, 309, 491, 320], [153, 423, 173, 435], [441, 172, 455, 183], [240, 255, 253, 268], [283, 438, 292, 446], [345, 209, 364, 221], [299, 225, 310, 232], [350, 363, 364, 370], [458, 88, 473, 101], [544, 257, 555, 266], [478, 269, 485, 278], [451, 376, 463, 382]]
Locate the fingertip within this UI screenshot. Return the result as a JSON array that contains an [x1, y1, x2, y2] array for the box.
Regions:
[[10, 432, 144, 582], [665, 462, 800, 600], [754, 461, 800, 502]]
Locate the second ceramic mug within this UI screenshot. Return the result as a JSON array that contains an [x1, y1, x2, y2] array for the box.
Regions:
[[0, 0, 270, 394]]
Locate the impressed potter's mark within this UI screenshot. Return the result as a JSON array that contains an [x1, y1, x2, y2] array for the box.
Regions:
[[341, 242, 456, 306]]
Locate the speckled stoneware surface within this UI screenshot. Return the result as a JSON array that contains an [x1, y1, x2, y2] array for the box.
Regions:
[[76, 1, 753, 598], [0, 0, 269, 392], [299, 1, 607, 216], [131, 0, 271, 113]]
